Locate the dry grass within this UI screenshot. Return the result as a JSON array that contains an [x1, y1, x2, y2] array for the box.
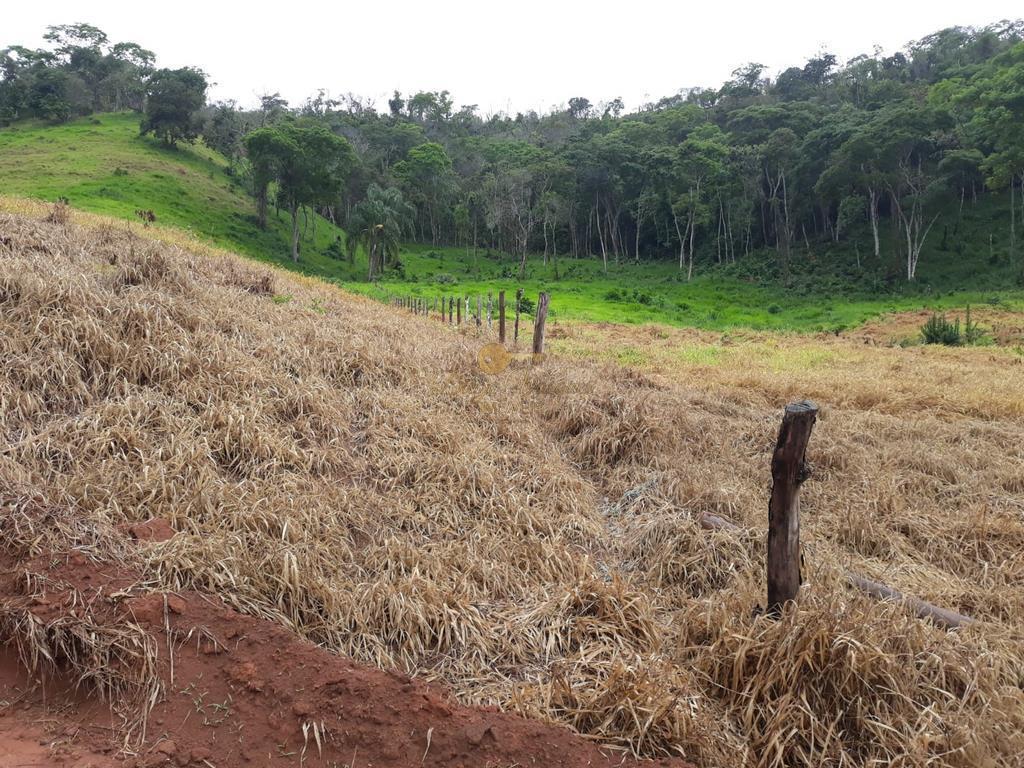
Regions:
[[1, 210, 1023, 766]]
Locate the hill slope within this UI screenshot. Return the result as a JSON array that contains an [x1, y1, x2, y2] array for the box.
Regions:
[[0, 112, 356, 279], [1, 210, 1022, 766]]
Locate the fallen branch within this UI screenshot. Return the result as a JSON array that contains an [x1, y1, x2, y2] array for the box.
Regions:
[[843, 572, 974, 629], [698, 513, 975, 630]]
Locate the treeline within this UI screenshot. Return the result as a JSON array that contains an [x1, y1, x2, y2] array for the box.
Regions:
[[0, 24, 156, 121], [4, 21, 1024, 283]]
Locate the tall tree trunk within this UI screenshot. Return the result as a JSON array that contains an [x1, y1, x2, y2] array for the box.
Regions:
[[869, 187, 880, 259], [256, 185, 268, 230], [596, 194, 608, 274], [542, 220, 549, 266], [1011, 176, 1017, 264], [634, 198, 642, 264], [290, 204, 300, 263], [673, 211, 686, 271], [688, 210, 696, 281]]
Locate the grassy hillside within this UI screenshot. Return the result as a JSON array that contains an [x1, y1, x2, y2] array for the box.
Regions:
[[0, 112, 352, 279], [2, 211, 1021, 766], [3, 112, 1023, 332]]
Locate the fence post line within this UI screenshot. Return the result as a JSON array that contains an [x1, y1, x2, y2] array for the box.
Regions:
[[766, 401, 818, 617], [498, 291, 506, 344], [531, 292, 550, 356]]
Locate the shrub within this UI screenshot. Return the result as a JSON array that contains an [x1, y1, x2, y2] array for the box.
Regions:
[[324, 237, 344, 260], [963, 305, 985, 345], [921, 313, 961, 345], [518, 295, 535, 316], [767, 304, 782, 315], [433, 273, 458, 285]]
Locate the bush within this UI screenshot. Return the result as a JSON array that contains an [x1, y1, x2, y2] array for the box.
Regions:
[[433, 273, 457, 285], [921, 313, 962, 345], [632, 289, 654, 306], [920, 306, 986, 346], [767, 304, 782, 315], [324, 237, 344, 260], [517, 295, 536, 316], [923, 306, 987, 346]]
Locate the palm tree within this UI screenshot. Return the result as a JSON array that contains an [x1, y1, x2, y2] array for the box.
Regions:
[[346, 184, 416, 280]]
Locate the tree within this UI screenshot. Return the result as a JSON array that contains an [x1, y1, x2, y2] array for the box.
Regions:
[[346, 184, 416, 279], [202, 101, 245, 162], [394, 142, 455, 245], [243, 122, 355, 261], [140, 67, 208, 146]]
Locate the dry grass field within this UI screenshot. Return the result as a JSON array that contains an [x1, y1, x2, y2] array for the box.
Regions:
[[1, 204, 1023, 767]]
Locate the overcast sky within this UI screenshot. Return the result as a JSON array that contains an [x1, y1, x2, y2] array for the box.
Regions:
[[5, 1, 1022, 115]]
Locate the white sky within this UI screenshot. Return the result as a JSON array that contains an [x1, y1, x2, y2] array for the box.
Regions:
[[4, 1, 1022, 115]]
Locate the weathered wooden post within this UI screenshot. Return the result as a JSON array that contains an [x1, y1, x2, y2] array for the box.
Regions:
[[487, 293, 493, 328], [449, 296, 454, 324], [498, 291, 506, 343], [766, 400, 818, 617], [532, 292, 550, 356], [457, 297, 462, 325], [476, 295, 482, 327], [513, 288, 523, 345]]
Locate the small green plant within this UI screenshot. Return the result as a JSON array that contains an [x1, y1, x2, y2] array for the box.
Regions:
[[921, 313, 962, 345], [518, 295, 536, 316], [272, 294, 292, 305], [963, 305, 985, 345]]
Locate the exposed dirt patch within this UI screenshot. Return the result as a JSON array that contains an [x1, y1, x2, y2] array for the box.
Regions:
[[852, 306, 1024, 346], [0, 553, 689, 768]]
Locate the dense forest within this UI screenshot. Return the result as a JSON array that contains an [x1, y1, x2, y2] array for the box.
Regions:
[[3, 20, 1024, 284]]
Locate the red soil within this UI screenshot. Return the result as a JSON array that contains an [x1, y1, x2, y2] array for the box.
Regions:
[[1, 546, 692, 768]]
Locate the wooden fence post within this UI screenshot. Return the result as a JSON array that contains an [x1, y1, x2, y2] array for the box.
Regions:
[[476, 295, 482, 327], [513, 288, 523, 345], [498, 291, 506, 343], [532, 292, 550, 356], [457, 297, 462, 325], [766, 400, 818, 617], [487, 293, 493, 328]]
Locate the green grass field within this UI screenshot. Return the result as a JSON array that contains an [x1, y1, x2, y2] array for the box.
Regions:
[[3, 112, 1023, 332]]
